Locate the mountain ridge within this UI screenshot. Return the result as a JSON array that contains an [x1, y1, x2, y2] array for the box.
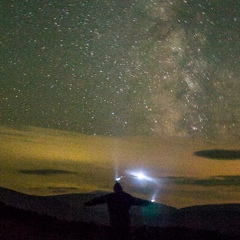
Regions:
[[1, 200, 238, 240], [0, 187, 239, 236]]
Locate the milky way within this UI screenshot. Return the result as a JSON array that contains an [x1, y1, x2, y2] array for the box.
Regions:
[[1, 0, 240, 139]]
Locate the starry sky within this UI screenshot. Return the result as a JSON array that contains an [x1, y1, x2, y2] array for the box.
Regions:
[[1, 0, 240, 207]]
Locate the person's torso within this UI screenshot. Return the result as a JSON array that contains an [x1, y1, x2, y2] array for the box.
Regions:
[[106, 192, 133, 225]]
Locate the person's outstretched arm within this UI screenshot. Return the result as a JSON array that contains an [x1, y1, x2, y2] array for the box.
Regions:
[[132, 197, 151, 206], [84, 195, 108, 206]]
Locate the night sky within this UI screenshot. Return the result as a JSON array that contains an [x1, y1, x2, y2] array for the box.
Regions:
[[1, 0, 240, 207]]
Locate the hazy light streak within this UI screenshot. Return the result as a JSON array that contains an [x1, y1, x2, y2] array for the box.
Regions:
[[126, 170, 157, 183]]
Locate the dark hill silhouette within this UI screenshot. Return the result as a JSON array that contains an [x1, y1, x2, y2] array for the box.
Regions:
[[0, 187, 239, 238], [0, 201, 109, 240], [0, 187, 176, 225], [1, 201, 237, 240], [169, 204, 240, 237]]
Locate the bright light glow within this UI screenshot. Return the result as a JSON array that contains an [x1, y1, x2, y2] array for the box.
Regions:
[[115, 175, 124, 181], [136, 172, 146, 180], [127, 170, 154, 182], [151, 199, 155, 202]]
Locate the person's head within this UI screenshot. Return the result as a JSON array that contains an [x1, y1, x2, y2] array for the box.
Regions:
[[113, 181, 123, 192]]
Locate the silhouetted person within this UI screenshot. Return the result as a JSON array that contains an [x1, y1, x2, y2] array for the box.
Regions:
[[84, 182, 151, 240]]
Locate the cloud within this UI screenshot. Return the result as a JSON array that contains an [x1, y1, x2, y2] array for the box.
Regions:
[[194, 149, 240, 160], [29, 186, 80, 194], [0, 132, 22, 137], [162, 175, 240, 187], [18, 169, 78, 176], [0, 125, 38, 143], [47, 187, 79, 194]]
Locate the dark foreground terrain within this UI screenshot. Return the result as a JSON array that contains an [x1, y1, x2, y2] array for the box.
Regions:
[[1, 201, 239, 240]]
